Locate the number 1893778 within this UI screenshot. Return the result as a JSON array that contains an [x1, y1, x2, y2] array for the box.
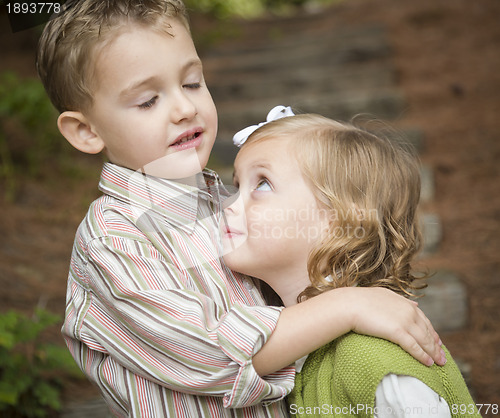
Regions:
[[452, 404, 498, 415], [6, 2, 61, 14]]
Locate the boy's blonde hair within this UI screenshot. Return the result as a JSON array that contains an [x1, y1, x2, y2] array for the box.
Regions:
[[244, 114, 426, 301], [36, 0, 189, 113]]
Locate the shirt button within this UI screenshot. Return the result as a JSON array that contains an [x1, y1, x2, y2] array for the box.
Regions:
[[243, 279, 254, 290]]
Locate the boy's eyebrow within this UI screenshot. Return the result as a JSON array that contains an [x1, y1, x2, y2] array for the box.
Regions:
[[119, 76, 160, 100], [119, 59, 204, 100]]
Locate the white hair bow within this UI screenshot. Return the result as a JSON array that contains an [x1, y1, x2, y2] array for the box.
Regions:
[[232, 105, 295, 147]]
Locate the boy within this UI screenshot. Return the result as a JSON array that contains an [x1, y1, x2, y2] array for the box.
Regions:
[[36, 1, 444, 416]]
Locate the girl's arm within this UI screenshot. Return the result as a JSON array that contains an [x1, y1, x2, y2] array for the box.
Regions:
[[253, 287, 445, 376], [376, 375, 452, 418]]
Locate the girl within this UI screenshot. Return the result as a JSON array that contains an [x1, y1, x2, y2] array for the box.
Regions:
[[222, 107, 480, 417]]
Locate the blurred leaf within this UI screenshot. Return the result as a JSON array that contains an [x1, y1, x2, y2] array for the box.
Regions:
[[0, 309, 84, 416], [0, 71, 71, 199]]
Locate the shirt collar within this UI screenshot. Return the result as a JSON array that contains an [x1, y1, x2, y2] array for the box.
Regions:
[[99, 163, 222, 234]]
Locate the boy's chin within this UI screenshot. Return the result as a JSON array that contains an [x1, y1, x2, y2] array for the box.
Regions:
[[142, 150, 204, 179]]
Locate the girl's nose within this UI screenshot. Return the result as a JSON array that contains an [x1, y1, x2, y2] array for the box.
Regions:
[[223, 190, 242, 214]]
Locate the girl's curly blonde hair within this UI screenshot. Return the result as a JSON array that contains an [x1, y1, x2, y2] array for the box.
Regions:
[[244, 113, 426, 302]]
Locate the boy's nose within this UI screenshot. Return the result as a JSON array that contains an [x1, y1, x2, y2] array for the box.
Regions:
[[171, 91, 196, 122]]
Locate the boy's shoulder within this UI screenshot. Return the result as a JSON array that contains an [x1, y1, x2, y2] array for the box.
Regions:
[[76, 191, 149, 247], [74, 163, 224, 251]]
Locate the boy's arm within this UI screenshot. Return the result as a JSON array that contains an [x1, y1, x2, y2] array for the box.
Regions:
[[253, 287, 445, 377], [67, 235, 293, 408]]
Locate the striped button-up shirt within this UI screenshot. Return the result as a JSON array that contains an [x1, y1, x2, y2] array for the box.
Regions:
[[63, 163, 295, 417]]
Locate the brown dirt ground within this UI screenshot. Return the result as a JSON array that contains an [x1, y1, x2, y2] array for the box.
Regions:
[[1, 0, 499, 413]]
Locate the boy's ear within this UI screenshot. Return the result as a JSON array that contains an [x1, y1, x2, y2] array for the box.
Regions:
[[57, 111, 105, 154]]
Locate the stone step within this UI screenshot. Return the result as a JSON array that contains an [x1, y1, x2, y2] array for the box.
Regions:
[[420, 213, 442, 256], [201, 24, 390, 65], [203, 38, 390, 75], [420, 164, 435, 203], [415, 270, 468, 333], [211, 126, 424, 169], [215, 88, 406, 136], [207, 64, 395, 102]]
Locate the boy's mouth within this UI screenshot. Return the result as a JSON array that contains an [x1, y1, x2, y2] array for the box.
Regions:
[[171, 129, 203, 149]]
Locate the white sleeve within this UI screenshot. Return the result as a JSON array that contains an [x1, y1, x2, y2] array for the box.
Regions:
[[374, 374, 452, 418]]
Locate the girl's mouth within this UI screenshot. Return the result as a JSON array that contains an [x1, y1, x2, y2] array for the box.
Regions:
[[223, 225, 244, 239]]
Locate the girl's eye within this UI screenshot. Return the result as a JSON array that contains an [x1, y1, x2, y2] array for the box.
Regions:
[[255, 178, 272, 192], [138, 96, 158, 109]]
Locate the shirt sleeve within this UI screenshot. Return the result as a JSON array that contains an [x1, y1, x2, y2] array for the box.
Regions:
[[64, 235, 295, 408], [375, 374, 452, 418]]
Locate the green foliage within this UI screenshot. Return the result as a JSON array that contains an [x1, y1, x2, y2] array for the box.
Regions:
[[0, 308, 83, 417], [263, 0, 309, 10], [0, 71, 70, 200], [185, 0, 323, 18], [185, 0, 264, 18]]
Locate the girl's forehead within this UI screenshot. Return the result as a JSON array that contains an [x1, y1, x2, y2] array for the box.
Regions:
[[238, 135, 294, 159], [234, 137, 302, 177]]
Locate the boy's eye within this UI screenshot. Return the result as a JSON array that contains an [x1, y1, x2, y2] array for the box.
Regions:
[[255, 178, 272, 192], [184, 83, 201, 89], [138, 96, 158, 109]]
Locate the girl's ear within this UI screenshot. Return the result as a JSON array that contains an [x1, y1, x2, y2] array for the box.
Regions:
[[57, 111, 105, 154]]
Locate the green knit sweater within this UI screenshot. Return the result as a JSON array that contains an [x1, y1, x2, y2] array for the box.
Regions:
[[289, 333, 480, 417]]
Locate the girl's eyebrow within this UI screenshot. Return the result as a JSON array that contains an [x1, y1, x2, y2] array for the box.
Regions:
[[232, 158, 272, 184], [251, 162, 272, 171]]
